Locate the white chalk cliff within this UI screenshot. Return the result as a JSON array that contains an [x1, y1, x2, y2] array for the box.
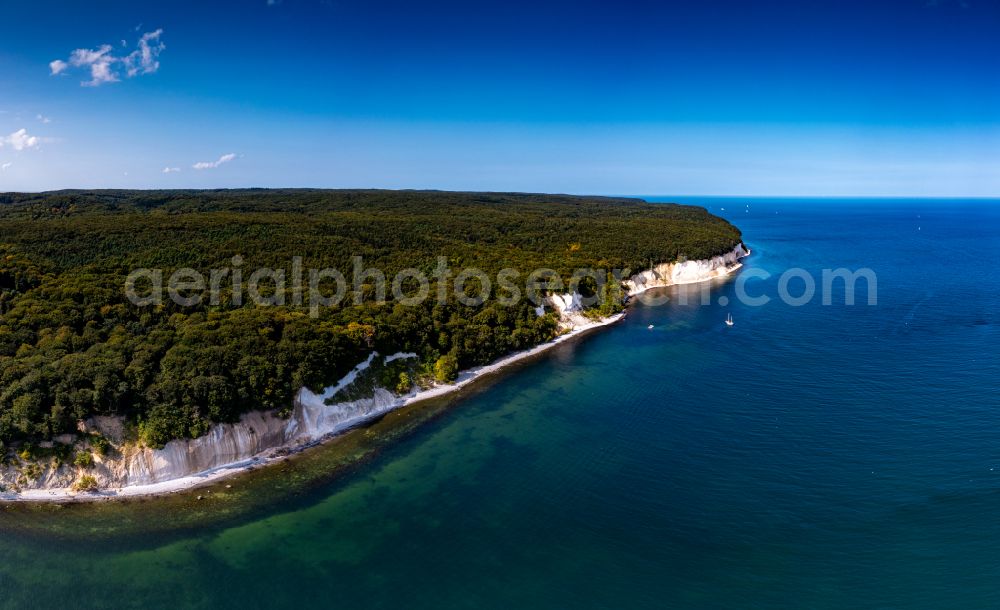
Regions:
[[545, 243, 749, 330], [623, 243, 749, 295], [1, 355, 415, 492]]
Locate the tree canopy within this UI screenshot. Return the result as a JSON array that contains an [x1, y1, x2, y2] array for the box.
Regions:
[[0, 189, 741, 447]]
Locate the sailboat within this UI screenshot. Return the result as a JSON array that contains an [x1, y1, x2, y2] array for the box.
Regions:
[[725, 313, 734, 327]]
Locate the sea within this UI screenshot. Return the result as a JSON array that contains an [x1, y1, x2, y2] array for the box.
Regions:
[[1, 198, 999, 609]]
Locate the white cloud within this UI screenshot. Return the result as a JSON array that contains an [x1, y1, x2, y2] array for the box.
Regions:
[[69, 44, 118, 86], [0, 129, 41, 151], [51, 30, 165, 87], [1, 163, 12, 171], [162, 166, 181, 173], [124, 30, 165, 78], [36, 114, 51, 124], [193, 153, 237, 170]]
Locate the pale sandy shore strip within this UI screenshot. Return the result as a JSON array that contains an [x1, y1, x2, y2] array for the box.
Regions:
[[3, 250, 747, 503]]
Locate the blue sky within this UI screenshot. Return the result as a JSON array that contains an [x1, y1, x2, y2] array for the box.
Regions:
[[0, 0, 998, 195]]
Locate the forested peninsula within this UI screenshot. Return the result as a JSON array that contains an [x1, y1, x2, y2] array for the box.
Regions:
[[0, 190, 742, 492]]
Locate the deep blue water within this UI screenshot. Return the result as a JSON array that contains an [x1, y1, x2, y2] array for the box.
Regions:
[[1, 199, 999, 608]]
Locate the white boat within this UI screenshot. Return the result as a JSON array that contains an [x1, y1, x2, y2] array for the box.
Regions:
[[647, 324, 654, 330], [725, 313, 734, 327]]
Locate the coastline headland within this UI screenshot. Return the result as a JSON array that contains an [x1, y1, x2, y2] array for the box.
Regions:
[[1, 244, 748, 503]]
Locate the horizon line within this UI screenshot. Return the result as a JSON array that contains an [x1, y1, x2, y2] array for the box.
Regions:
[[2, 187, 999, 200]]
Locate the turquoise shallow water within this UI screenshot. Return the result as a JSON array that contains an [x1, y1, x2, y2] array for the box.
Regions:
[[2, 199, 999, 609]]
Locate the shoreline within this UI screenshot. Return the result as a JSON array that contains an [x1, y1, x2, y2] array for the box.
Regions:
[[2, 315, 625, 504], [2, 247, 748, 504]]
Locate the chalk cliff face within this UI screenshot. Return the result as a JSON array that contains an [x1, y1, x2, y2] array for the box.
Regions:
[[0, 244, 747, 495], [544, 243, 749, 329], [545, 291, 591, 329], [110, 387, 405, 486], [0, 361, 413, 492], [107, 410, 290, 486], [623, 243, 749, 296]]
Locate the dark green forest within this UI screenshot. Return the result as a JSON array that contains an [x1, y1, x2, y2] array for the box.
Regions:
[[0, 190, 742, 447]]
